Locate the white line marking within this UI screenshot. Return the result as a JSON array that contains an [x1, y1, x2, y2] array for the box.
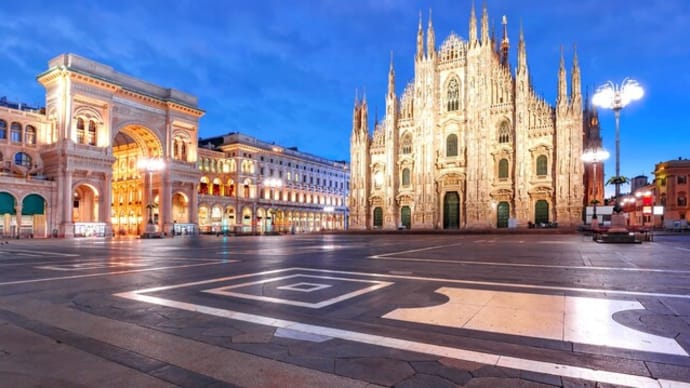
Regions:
[[367, 255, 690, 274], [115, 272, 690, 387], [373, 243, 466, 258], [204, 274, 392, 308], [0, 249, 78, 257], [0, 261, 233, 286], [676, 247, 690, 252]]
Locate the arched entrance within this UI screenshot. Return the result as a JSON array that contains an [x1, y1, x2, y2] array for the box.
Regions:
[[0, 192, 16, 237], [535, 200, 549, 225], [400, 206, 411, 229], [497, 201, 510, 228], [373, 207, 383, 228], [443, 192, 460, 229], [22, 194, 46, 238], [111, 124, 164, 236]]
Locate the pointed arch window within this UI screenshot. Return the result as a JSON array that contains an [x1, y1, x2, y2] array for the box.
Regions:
[[0, 120, 6, 139], [87, 120, 97, 145], [447, 78, 459, 111], [498, 121, 511, 143], [498, 158, 509, 179], [446, 134, 458, 157], [10, 122, 21, 143], [25, 125, 36, 145], [402, 168, 411, 187], [536, 155, 548, 176], [76, 118, 85, 144]]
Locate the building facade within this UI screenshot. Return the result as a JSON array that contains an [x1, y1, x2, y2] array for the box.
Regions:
[[0, 54, 350, 239], [654, 158, 690, 227], [197, 133, 349, 234], [1, 53, 203, 238], [350, 6, 585, 230]]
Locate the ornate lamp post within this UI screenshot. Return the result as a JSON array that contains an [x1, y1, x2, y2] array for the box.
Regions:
[[592, 78, 644, 200], [582, 147, 610, 222], [264, 177, 282, 232], [137, 158, 164, 237]]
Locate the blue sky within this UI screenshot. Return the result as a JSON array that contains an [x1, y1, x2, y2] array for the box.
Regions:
[[1, 0, 688, 194]]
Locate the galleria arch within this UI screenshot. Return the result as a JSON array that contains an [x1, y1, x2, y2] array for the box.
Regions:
[[36, 54, 203, 237]]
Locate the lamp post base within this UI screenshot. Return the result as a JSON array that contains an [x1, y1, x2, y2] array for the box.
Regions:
[[141, 222, 163, 239]]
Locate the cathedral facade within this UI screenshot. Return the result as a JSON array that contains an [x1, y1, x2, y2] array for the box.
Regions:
[[350, 5, 586, 230]]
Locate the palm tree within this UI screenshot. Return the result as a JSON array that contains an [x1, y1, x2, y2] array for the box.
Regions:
[[606, 175, 630, 186]]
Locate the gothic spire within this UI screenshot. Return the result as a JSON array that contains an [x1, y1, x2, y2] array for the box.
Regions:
[[500, 15, 510, 67], [469, 1, 477, 44], [557, 46, 568, 106], [481, 2, 489, 46], [570, 44, 581, 103], [388, 51, 395, 97], [517, 20, 528, 75], [426, 9, 436, 59], [416, 11, 424, 61]]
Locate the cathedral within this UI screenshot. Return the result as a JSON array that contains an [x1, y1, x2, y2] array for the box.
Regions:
[[350, 5, 596, 230]]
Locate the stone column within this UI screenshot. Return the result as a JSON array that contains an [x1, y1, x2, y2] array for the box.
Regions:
[[15, 203, 22, 238], [161, 170, 172, 236], [61, 171, 74, 238], [101, 173, 113, 237]]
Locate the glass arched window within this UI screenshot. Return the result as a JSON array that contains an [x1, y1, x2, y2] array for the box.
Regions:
[[402, 168, 411, 187], [498, 158, 509, 179], [401, 134, 412, 154], [447, 78, 459, 111], [446, 134, 458, 157], [0, 120, 6, 139], [87, 120, 97, 145], [76, 118, 85, 144], [10, 122, 21, 143], [536, 155, 547, 176], [25, 125, 36, 145], [498, 121, 511, 143], [14, 152, 32, 168]]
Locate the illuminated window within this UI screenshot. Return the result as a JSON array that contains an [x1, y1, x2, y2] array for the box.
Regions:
[[25, 125, 36, 145], [76, 118, 85, 144], [87, 120, 97, 145]]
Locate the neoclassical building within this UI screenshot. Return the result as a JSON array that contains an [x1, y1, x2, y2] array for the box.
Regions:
[[0, 53, 349, 238], [197, 133, 349, 234], [1, 53, 202, 238], [350, 6, 586, 230]]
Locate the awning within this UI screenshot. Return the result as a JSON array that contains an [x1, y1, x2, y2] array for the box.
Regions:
[[22, 194, 45, 215], [0, 192, 16, 215]]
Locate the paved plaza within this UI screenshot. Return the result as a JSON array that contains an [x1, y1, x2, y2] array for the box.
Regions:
[[1, 232, 690, 387]]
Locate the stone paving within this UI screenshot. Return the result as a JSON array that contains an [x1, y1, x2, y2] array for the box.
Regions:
[[0, 232, 689, 387]]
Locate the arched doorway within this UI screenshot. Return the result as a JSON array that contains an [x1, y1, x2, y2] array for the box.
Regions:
[[373, 207, 383, 228], [111, 124, 163, 236], [497, 201, 510, 228], [535, 200, 549, 225], [400, 206, 411, 229], [0, 192, 16, 237], [22, 194, 46, 238], [73, 184, 99, 223], [443, 192, 460, 229]]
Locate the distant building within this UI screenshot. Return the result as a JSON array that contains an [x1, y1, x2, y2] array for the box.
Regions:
[[197, 133, 349, 234], [350, 5, 589, 230], [630, 175, 649, 193], [654, 158, 690, 227]]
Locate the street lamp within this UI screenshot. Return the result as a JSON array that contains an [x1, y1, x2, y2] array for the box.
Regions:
[[582, 147, 610, 222], [137, 157, 164, 237], [591, 78, 644, 199], [264, 177, 282, 232]]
